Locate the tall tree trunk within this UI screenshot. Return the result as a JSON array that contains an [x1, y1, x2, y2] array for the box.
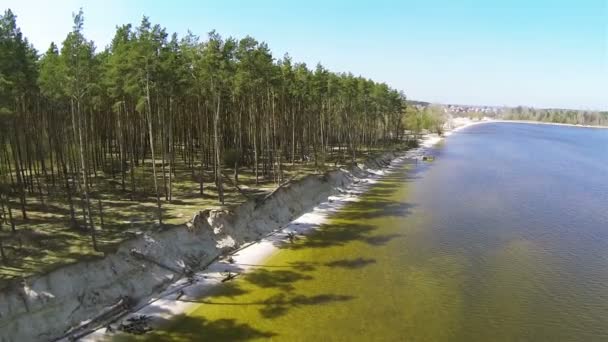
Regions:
[[117, 102, 126, 191], [11, 121, 27, 220], [292, 103, 296, 165], [159, 94, 168, 201], [198, 97, 205, 196], [5, 194, 15, 233], [234, 101, 242, 184], [75, 99, 98, 251], [59, 147, 77, 228], [168, 98, 174, 201], [251, 102, 259, 185], [214, 93, 224, 204], [145, 71, 163, 226], [0, 206, 5, 263]]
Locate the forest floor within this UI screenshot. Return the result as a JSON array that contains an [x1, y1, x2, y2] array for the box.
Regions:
[[0, 144, 414, 284]]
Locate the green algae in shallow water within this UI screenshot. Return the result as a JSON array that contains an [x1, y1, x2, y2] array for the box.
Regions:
[[114, 164, 467, 341], [113, 124, 608, 341]]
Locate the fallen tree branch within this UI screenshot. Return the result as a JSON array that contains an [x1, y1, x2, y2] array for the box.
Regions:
[[220, 271, 238, 283], [57, 296, 134, 341]]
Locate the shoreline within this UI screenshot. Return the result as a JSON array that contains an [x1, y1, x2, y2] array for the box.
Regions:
[[451, 117, 608, 130], [497, 119, 608, 129], [3, 121, 478, 342], [4, 117, 588, 341], [80, 120, 481, 341]]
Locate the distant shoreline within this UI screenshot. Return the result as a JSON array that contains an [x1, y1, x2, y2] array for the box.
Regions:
[[493, 119, 608, 129], [450, 118, 608, 130]]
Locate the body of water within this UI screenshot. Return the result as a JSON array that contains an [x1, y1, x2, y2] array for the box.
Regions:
[[128, 123, 608, 341]]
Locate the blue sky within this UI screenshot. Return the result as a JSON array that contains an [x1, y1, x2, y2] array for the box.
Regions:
[[3, 0, 607, 110]]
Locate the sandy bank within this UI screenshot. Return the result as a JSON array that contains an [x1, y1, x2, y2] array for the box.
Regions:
[[0, 157, 400, 341], [2, 117, 595, 342], [78, 124, 480, 341], [0, 119, 478, 342]]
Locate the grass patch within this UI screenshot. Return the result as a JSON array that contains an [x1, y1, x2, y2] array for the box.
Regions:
[[0, 143, 414, 285]]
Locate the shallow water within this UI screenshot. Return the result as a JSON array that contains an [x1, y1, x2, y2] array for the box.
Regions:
[[130, 123, 608, 341]]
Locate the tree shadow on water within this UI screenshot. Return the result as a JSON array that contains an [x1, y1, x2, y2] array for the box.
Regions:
[[258, 293, 354, 318], [277, 224, 377, 250], [324, 257, 377, 269], [364, 233, 404, 246], [181, 293, 355, 320], [337, 200, 416, 220], [206, 282, 250, 299], [243, 269, 313, 291], [147, 315, 277, 341]]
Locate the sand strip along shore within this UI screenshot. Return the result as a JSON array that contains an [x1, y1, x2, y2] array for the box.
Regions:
[[78, 120, 482, 342], [1, 118, 597, 342], [3, 149, 416, 342]]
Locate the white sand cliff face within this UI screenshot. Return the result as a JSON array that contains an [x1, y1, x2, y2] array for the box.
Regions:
[[0, 121, 481, 342], [0, 153, 399, 342]]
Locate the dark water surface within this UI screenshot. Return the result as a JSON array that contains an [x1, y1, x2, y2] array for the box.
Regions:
[[131, 123, 608, 341]]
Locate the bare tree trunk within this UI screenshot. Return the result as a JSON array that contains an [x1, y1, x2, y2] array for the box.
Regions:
[[11, 120, 27, 220], [75, 99, 98, 251], [125, 102, 136, 199], [3, 194, 15, 233], [168, 98, 173, 201], [98, 199, 104, 230], [234, 101, 242, 185], [198, 97, 205, 196], [145, 70, 163, 226], [159, 94, 168, 201], [292, 103, 296, 165], [59, 147, 77, 228], [251, 102, 259, 185], [0, 208, 5, 263], [117, 102, 126, 191], [214, 93, 224, 204]]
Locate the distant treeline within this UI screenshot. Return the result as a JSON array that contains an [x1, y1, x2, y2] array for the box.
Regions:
[[444, 104, 607, 127], [503, 107, 608, 126]]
